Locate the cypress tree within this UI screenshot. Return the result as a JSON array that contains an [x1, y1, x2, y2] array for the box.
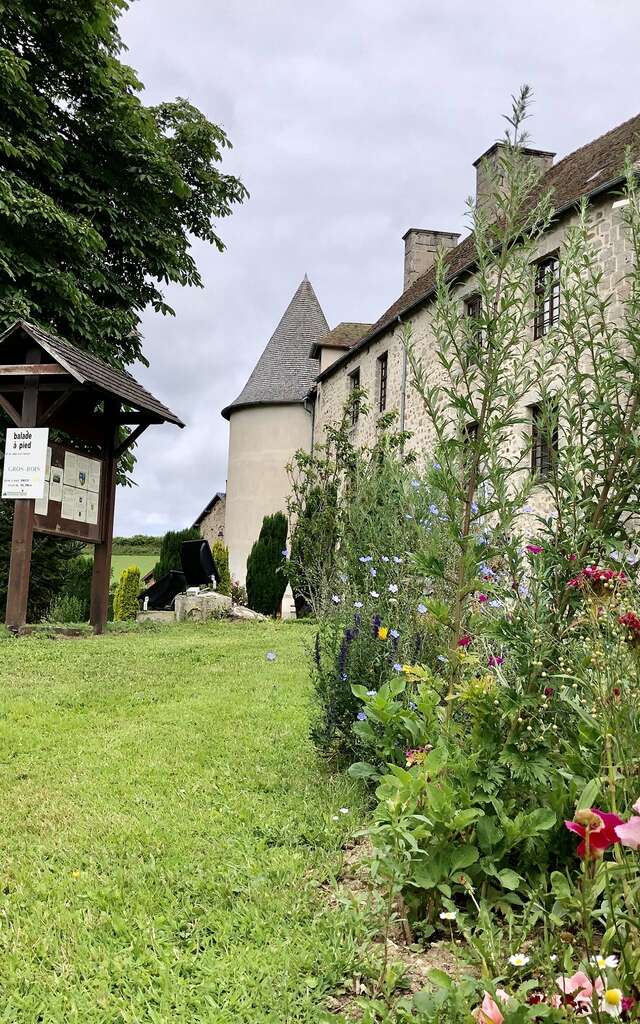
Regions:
[[246, 512, 288, 615]]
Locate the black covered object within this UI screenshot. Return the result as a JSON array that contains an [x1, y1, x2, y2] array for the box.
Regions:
[[140, 570, 186, 611], [181, 539, 220, 587]]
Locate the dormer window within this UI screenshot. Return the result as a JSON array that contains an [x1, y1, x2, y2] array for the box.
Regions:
[[534, 255, 560, 338]]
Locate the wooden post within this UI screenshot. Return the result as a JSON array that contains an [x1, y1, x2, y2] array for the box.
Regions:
[[90, 400, 119, 634], [5, 348, 41, 631]]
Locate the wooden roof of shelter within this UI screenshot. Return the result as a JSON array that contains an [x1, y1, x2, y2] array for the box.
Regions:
[[0, 320, 184, 434]]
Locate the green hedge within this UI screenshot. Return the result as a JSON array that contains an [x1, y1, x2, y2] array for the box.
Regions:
[[113, 566, 141, 621], [246, 512, 288, 616]]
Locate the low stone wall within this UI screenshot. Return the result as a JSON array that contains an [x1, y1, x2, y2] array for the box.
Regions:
[[174, 592, 233, 622]]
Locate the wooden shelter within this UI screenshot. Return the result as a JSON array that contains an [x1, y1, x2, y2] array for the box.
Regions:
[[0, 320, 184, 633]]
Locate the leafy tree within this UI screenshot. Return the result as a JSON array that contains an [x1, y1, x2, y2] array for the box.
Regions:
[[0, 0, 248, 364], [113, 565, 140, 621], [152, 527, 199, 580], [246, 513, 288, 615]]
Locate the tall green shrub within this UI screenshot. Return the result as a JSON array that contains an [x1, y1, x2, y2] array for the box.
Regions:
[[212, 540, 231, 596], [246, 513, 288, 615], [152, 527, 199, 580], [113, 566, 141, 622]]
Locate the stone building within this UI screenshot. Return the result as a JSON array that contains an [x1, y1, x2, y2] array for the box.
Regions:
[[192, 491, 226, 549], [218, 111, 640, 586]]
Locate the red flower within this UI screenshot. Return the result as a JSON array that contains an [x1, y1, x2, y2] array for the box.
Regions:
[[544, 686, 555, 697], [458, 634, 473, 648], [565, 808, 624, 858]]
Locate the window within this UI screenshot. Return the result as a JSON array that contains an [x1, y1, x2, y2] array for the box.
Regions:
[[534, 255, 560, 338], [530, 403, 559, 479], [377, 352, 388, 412], [465, 294, 483, 348], [349, 367, 360, 425]]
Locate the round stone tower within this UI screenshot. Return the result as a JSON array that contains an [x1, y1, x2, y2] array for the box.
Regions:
[[221, 276, 328, 586]]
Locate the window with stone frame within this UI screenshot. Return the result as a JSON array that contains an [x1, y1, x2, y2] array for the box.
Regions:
[[349, 367, 361, 425], [377, 352, 388, 412], [533, 253, 560, 338], [529, 402, 559, 480]]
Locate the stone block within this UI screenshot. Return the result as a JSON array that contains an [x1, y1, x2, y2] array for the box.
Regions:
[[174, 591, 232, 623], [136, 610, 176, 624]]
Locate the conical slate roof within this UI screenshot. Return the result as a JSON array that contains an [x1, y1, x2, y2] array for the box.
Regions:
[[221, 275, 328, 420]]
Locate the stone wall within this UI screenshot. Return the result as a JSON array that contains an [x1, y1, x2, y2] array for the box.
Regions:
[[199, 496, 226, 548], [313, 192, 631, 516]]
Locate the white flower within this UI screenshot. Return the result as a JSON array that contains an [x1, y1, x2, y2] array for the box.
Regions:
[[592, 954, 619, 971], [508, 953, 530, 967], [339, 807, 349, 815], [439, 911, 457, 921], [331, 815, 339, 821], [388, 584, 398, 593], [549, 954, 558, 963], [266, 651, 277, 661], [600, 989, 624, 1017], [370, 590, 379, 598], [331, 594, 341, 605]]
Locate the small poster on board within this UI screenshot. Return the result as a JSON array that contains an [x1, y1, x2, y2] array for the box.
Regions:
[[2, 428, 49, 499]]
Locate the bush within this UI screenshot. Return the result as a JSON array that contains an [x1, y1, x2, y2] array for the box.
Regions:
[[45, 593, 87, 624], [231, 579, 247, 606], [212, 540, 231, 596], [245, 513, 288, 615], [152, 527, 199, 580], [113, 566, 141, 621]]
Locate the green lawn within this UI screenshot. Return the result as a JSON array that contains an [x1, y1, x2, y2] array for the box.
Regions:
[[110, 551, 158, 581], [0, 622, 364, 1022]]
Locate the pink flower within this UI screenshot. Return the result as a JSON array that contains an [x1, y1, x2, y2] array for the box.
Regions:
[[615, 797, 640, 850], [458, 634, 473, 648], [477, 593, 489, 603], [472, 992, 507, 1024], [488, 654, 504, 667], [526, 544, 544, 554], [565, 808, 624, 858], [556, 971, 604, 1005]]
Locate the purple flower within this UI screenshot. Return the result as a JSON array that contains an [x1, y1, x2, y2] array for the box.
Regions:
[[526, 544, 544, 555], [389, 628, 400, 639], [434, 462, 442, 470], [356, 710, 367, 722], [393, 662, 403, 672], [471, 501, 479, 515], [388, 583, 398, 593], [417, 603, 427, 614], [429, 503, 439, 516], [488, 654, 504, 667], [266, 652, 277, 662]]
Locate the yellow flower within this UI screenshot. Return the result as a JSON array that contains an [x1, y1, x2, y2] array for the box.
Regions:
[[378, 627, 389, 640], [71, 870, 81, 879], [402, 664, 413, 674]]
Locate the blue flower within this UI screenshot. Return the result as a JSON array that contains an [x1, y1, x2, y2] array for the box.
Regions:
[[281, 548, 289, 558], [354, 600, 363, 608], [381, 555, 389, 562], [340, 672, 348, 681], [266, 651, 277, 662], [389, 628, 400, 639], [429, 503, 439, 516], [393, 556, 403, 564], [370, 567, 377, 577], [356, 710, 367, 721], [388, 583, 398, 593], [479, 563, 495, 579], [489, 599, 503, 608], [366, 689, 377, 697], [471, 501, 479, 515], [417, 603, 427, 614], [434, 462, 442, 470], [393, 662, 403, 672]]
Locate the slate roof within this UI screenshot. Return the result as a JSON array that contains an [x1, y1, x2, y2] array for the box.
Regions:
[[309, 322, 372, 358], [317, 111, 640, 383], [221, 276, 328, 419], [0, 320, 184, 426], [192, 491, 225, 528]]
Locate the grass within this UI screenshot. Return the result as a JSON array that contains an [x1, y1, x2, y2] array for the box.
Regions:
[[0, 621, 366, 1022], [110, 551, 157, 580]]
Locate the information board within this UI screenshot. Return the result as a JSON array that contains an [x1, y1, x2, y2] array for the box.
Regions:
[[1, 427, 50, 499], [33, 442, 104, 543]]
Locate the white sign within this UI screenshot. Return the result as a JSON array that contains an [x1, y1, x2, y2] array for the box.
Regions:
[[2, 428, 50, 500]]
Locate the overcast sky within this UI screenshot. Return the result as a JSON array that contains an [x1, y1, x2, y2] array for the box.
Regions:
[[115, 0, 640, 536]]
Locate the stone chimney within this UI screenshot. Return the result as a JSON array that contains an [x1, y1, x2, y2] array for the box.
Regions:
[[402, 228, 460, 291], [474, 142, 555, 219]]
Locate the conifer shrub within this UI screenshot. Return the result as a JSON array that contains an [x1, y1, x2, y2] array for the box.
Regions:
[[212, 540, 231, 596], [152, 527, 199, 580], [113, 566, 141, 621], [245, 513, 288, 615]]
